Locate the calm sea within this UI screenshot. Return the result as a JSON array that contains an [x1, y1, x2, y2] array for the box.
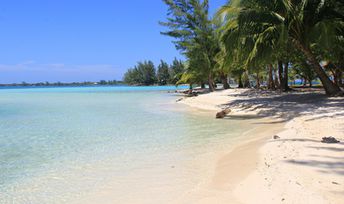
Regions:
[[0, 86, 256, 203]]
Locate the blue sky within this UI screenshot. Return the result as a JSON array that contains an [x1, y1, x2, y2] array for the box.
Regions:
[[0, 0, 226, 83]]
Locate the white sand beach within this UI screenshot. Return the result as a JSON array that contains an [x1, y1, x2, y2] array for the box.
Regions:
[[177, 88, 344, 204]]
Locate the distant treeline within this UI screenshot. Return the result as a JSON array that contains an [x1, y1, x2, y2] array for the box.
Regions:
[[123, 58, 185, 86], [0, 80, 124, 87]]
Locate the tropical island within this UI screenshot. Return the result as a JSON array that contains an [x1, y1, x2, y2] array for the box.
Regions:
[[0, 0, 343, 204]]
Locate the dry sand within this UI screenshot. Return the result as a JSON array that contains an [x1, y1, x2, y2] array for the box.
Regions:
[[177, 88, 344, 204]]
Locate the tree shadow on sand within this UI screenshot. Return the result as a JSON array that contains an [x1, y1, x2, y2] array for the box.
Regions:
[[268, 139, 344, 178], [280, 141, 344, 187], [223, 90, 344, 186], [219, 90, 344, 122], [286, 159, 344, 176]]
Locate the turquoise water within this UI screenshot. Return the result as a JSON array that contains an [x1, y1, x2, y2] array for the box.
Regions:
[[0, 86, 254, 203]]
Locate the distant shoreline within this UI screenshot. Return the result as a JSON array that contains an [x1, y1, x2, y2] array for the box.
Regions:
[[0, 84, 185, 89], [0, 82, 124, 88]]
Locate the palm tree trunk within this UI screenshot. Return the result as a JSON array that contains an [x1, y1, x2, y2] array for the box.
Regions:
[[334, 68, 343, 87], [243, 71, 250, 88], [294, 41, 342, 96], [278, 61, 290, 91], [220, 73, 230, 89], [283, 62, 290, 91], [268, 64, 276, 90], [278, 61, 284, 90], [201, 83, 206, 89], [189, 84, 193, 90], [256, 70, 260, 89], [208, 73, 215, 92], [238, 75, 243, 88], [274, 66, 280, 89]]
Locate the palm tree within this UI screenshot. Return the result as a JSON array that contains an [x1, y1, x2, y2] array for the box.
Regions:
[[220, 0, 343, 96], [289, 0, 343, 95], [219, 0, 284, 90]]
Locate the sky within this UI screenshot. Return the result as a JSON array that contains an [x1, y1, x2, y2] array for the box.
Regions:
[[0, 0, 226, 83]]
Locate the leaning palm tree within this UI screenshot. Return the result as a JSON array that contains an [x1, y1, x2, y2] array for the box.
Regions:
[[289, 0, 343, 95], [220, 0, 343, 96]]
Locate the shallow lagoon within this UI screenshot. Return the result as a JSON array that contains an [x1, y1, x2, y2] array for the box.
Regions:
[[0, 86, 255, 203]]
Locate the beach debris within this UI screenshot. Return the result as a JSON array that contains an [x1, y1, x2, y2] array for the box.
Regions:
[[215, 108, 231, 119], [273, 135, 280, 139], [321, 137, 340, 144], [176, 98, 183, 102], [181, 89, 199, 97], [332, 181, 340, 185], [187, 92, 198, 97]]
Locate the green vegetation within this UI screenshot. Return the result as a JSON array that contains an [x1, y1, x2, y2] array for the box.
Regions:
[[160, 0, 219, 91], [123, 61, 157, 85], [157, 60, 170, 85], [159, 0, 343, 96], [123, 58, 185, 86], [0, 80, 124, 87]]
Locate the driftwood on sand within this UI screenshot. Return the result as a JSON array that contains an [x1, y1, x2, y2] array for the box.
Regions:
[[216, 108, 231, 119]]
